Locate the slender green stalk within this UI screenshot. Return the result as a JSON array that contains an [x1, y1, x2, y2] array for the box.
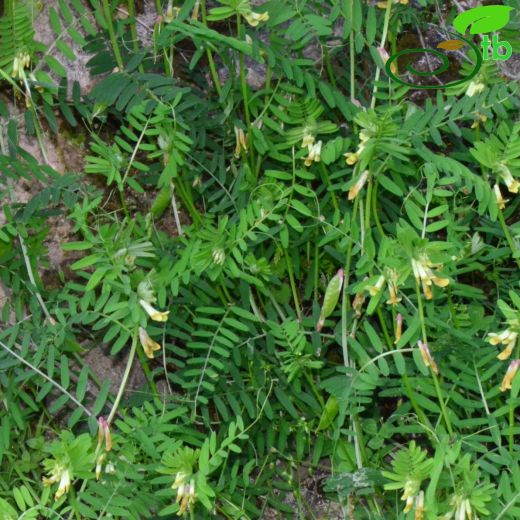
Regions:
[[200, 0, 223, 97], [364, 175, 373, 237], [349, 0, 355, 102], [284, 249, 303, 321], [415, 281, 454, 435], [497, 208, 520, 269], [372, 181, 385, 237], [370, 0, 392, 108], [127, 0, 144, 73], [341, 196, 360, 367], [319, 163, 339, 214], [101, 0, 124, 70], [107, 329, 138, 424], [236, 14, 255, 166]]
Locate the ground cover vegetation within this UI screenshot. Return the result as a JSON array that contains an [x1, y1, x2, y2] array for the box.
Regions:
[[1, 0, 520, 518]]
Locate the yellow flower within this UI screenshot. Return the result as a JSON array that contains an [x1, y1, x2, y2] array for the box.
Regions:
[[377, 0, 408, 7], [471, 113, 487, 129], [244, 10, 269, 27], [386, 272, 401, 306], [95, 453, 107, 481], [348, 170, 369, 200], [466, 80, 485, 97], [234, 126, 248, 158], [301, 131, 315, 149], [499, 164, 520, 194], [139, 300, 170, 322], [414, 491, 425, 520], [164, 1, 180, 23], [377, 47, 398, 74], [488, 329, 518, 360], [418, 340, 439, 375], [367, 274, 385, 296], [43, 466, 71, 501], [401, 480, 416, 513], [344, 152, 359, 165], [411, 256, 449, 300], [500, 359, 520, 392], [352, 291, 366, 317], [139, 327, 162, 358], [494, 184, 508, 209], [304, 140, 322, 166], [172, 472, 196, 516]]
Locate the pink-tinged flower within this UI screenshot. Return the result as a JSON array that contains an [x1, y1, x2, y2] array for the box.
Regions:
[[97, 417, 112, 452], [139, 299, 170, 322], [395, 314, 403, 344], [500, 359, 520, 392], [139, 327, 162, 359], [418, 340, 439, 375]]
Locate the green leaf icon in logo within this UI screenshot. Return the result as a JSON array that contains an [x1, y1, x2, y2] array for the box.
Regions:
[[453, 5, 514, 34]]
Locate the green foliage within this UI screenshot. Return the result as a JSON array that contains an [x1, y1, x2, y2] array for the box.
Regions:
[[1, 0, 520, 518]]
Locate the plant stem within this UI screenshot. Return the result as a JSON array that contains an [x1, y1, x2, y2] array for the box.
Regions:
[[497, 207, 520, 269], [127, 0, 144, 73], [107, 329, 138, 424], [101, 0, 124, 70], [372, 180, 385, 237], [201, 0, 223, 97], [370, 0, 392, 109], [236, 15, 254, 164], [284, 248, 303, 321], [415, 281, 453, 435], [349, 0, 355, 102]]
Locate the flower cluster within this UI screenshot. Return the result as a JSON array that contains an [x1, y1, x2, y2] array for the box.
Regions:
[[43, 463, 71, 501], [401, 480, 423, 515], [301, 131, 322, 167], [411, 255, 449, 300], [487, 299, 520, 392], [364, 269, 402, 307], [172, 472, 196, 516], [12, 51, 31, 80]]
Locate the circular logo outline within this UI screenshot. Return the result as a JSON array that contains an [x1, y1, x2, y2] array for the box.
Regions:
[[385, 33, 483, 90]]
